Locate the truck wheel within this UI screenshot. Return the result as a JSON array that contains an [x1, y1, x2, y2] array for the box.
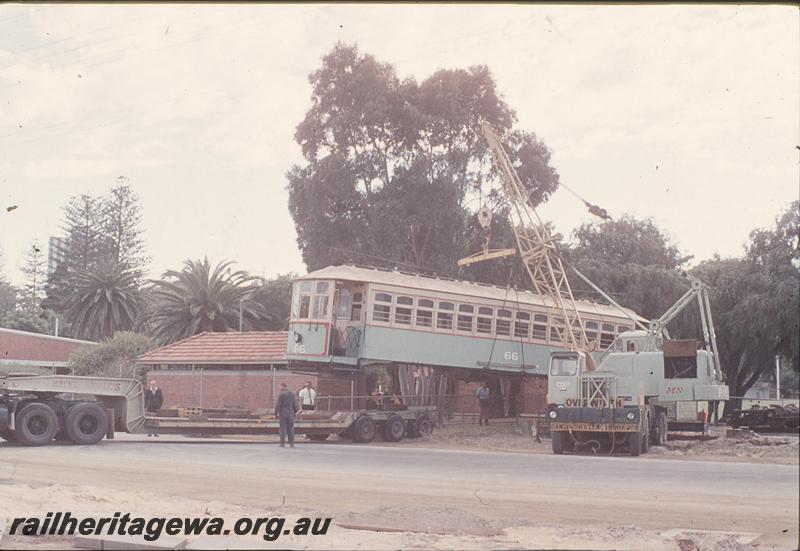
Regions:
[[352, 416, 376, 443], [552, 431, 565, 454], [65, 403, 107, 445], [15, 403, 59, 447], [628, 431, 641, 456], [382, 414, 406, 442], [307, 434, 329, 441]]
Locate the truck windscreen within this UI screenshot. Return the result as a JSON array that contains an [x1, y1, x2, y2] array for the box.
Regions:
[[550, 357, 578, 376]]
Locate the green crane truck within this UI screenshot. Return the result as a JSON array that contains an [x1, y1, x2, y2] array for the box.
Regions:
[[547, 278, 729, 456]]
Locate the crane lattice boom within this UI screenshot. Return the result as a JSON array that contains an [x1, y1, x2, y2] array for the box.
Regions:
[[480, 122, 589, 351]]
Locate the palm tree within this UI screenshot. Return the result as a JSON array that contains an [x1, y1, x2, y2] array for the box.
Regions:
[[64, 262, 141, 341], [143, 258, 268, 344]]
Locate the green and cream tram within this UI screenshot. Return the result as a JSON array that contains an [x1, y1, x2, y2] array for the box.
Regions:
[[286, 265, 644, 375]]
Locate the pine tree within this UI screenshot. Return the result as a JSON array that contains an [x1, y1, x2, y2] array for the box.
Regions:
[[60, 193, 104, 272], [20, 240, 45, 309], [100, 178, 147, 274]]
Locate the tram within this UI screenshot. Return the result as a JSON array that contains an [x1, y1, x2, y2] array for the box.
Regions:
[[286, 265, 644, 375]]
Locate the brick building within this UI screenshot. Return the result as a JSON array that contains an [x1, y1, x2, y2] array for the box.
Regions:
[[0, 327, 95, 374], [136, 331, 353, 413]]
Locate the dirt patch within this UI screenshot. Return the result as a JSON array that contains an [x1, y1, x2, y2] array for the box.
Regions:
[[398, 422, 799, 465], [337, 505, 532, 536], [649, 428, 799, 464]]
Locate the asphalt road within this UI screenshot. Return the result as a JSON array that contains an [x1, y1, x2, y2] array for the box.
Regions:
[[1, 434, 798, 547]]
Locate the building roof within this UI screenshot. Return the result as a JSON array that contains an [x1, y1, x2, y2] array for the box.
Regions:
[[136, 331, 288, 365], [297, 265, 646, 322]]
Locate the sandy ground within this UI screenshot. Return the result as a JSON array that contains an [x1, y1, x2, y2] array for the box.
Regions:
[[0, 425, 797, 550], [0, 483, 785, 551], [387, 421, 800, 465]]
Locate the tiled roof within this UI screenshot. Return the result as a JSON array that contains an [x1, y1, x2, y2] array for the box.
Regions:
[[136, 331, 288, 365]]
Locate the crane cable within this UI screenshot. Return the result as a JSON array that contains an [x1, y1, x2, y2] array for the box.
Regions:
[[557, 181, 613, 221]]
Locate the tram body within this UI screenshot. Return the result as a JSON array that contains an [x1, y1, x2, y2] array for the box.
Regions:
[[286, 265, 644, 375]]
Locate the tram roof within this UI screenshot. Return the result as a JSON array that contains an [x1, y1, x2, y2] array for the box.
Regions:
[[296, 265, 645, 322]]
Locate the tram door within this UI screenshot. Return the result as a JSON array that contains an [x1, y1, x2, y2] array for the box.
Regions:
[[332, 284, 365, 356]]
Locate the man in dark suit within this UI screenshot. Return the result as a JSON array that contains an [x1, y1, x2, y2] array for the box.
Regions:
[[145, 380, 163, 437], [275, 382, 299, 448]]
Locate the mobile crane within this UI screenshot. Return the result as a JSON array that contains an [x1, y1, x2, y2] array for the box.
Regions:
[[472, 122, 728, 455]]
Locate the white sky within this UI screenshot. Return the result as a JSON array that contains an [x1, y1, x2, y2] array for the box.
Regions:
[[0, 4, 798, 286]]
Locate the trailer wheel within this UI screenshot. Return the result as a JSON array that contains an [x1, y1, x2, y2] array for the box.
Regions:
[[352, 416, 376, 443], [382, 414, 406, 442], [628, 431, 641, 456], [552, 431, 565, 454], [65, 403, 107, 445], [15, 403, 59, 446], [413, 414, 433, 438]]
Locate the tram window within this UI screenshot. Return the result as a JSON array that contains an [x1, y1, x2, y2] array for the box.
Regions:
[[549, 323, 563, 343], [617, 325, 632, 335], [416, 299, 434, 328], [395, 296, 413, 325], [496, 309, 511, 336], [373, 293, 392, 323], [514, 311, 531, 339], [457, 304, 474, 332], [337, 289, 351, 318], [585, 321, 599, 346], [312, 294, 329, 319], [437, 302, 454, 330], [296, 281, 313, 319], [316, 281, 329, 294], [298, 295, 311, 319], [600, 323, 615, 348], [351, 292, 363, 322], [477, 307, 493, 334], [532, 314, 548, 341]]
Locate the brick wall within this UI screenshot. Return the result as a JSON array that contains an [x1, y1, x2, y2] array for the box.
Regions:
[[0, 329, 94, 363], [146, 368, 359, 412], [450, 375, 547, 416]]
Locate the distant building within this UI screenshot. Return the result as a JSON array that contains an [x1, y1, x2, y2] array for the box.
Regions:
[[136, 331, 351, 412], [47, 236, 69, 278], [0, 327, 95, 374]]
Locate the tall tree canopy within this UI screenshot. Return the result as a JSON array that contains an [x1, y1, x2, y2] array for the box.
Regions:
[[567, 216, 695, 327], [288, 43, 560, 277], [44, 181, 147, 337]]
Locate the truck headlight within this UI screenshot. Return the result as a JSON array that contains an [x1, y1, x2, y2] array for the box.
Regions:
[[549, 410, 557, 419], [626, 411, 636, 420]]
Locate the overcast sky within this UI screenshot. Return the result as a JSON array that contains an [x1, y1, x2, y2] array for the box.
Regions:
[[0, 4, 797, 286]]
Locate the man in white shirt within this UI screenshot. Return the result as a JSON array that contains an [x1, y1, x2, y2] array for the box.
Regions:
[[298, 381, 317, 411]]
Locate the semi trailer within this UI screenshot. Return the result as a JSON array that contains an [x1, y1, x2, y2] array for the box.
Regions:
[[0, 374, 434, 447]]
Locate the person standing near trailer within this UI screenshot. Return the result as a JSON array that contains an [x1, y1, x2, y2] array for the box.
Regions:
[[276, 382, 299, 447], [298, 381, 317, 411], [477, 382, 491, 426], [144, 380, 163, 437]]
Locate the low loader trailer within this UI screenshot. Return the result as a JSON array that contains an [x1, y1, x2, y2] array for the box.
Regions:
[[0, 374, 434, 447]]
